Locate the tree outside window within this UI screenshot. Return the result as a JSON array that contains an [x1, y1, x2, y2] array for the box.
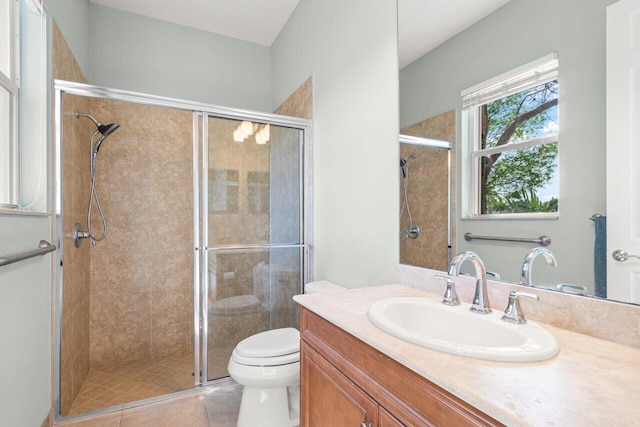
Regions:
[[463, 54, 559, 217]]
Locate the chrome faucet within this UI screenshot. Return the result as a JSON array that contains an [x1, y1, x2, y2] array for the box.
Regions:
[[521, 247, 557, 287], [501, 290, 539, 324], [447, 251, 491, 314]]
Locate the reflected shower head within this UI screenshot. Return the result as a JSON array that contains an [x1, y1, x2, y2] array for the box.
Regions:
[[400, 153, 416, 166], [400, 154, 416, 178]]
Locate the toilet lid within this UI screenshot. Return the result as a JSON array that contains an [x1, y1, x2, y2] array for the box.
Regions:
[[235, 327, 300, 358]]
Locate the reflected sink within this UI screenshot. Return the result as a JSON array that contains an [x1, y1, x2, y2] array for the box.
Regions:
[[368, 297, 559, 362]]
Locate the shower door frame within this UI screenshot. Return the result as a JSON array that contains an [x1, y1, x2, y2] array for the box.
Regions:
[[199, 113, 311, 385], [52, 80, 312, 420]]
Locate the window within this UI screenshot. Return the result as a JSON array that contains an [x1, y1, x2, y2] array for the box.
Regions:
[[0, 0, 19, 208], [462, 53, 559, 218]]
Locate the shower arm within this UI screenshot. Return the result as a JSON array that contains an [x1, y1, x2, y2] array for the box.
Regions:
[[76, 111, 101, 128]]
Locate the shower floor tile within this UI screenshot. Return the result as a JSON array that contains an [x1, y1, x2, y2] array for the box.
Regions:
[[58, 381, 243, 427], [67, 355, 195, 416]]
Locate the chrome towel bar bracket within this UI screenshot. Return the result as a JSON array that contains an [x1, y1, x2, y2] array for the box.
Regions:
[[0, 240, 57, 267]]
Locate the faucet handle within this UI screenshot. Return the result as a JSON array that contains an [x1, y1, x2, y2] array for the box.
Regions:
[[434, 275, 460, 306], [501, 290, 539, 324]]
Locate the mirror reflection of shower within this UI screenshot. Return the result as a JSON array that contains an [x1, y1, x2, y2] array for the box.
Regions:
[[400, 153, 420, 239], [73, 111, 120, 247]]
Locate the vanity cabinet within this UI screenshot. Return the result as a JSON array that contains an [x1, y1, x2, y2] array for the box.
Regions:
[[300, 307, 503, 427]]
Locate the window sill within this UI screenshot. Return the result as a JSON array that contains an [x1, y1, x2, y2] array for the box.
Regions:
[[0, 208, 53, 217], [462, 212, 559, 220]]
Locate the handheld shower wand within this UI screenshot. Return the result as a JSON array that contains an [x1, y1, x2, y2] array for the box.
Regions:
[[400, 154, 420, 239], [73, 111, 120, 247]]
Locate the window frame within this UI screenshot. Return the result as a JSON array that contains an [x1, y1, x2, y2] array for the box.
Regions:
[[0, 0, 20, 209], [461, 53, 559, 220]]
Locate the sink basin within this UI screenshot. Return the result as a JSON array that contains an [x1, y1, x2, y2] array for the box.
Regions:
[[368, 297, 559, 362]]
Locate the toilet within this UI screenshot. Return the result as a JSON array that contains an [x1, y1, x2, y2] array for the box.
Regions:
[[228, 280, 347, 427]]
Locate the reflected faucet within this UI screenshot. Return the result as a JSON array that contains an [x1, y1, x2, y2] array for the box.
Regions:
[[521, 247, 558, 287], [447, 251, 491, 314]]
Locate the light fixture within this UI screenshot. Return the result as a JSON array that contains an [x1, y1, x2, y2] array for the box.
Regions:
[[233, 121, 269, 144], [233, 129, 245, 142], [255, 124, 270, 145], [239, 121, 254, 137]]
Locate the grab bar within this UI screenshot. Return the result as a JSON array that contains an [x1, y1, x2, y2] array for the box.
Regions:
[[464, 232, 551, 247], [0, 240, 57, 267]]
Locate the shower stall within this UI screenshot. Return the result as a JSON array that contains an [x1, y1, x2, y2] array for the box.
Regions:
[[53, 81, 311, 419], [398, 134, 453, 271]]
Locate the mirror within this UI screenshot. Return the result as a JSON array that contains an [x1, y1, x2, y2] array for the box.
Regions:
[[398, 1, 629, 302]]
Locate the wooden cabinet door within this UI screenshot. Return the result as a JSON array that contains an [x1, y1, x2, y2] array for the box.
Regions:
[[379, 407, 405, 427], [301, 341, 378, 427]]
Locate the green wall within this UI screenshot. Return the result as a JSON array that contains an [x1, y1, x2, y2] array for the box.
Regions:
[[272, 0, 400, 287], [50, 1, 272, 111], [0, 3, 52, 425], [0, 215, 52, 427]]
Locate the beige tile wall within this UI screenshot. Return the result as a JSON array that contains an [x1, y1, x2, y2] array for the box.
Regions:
[[87, 99, 194, 367], [53, 22, 92, 417], [400, 110, 456, 271], [273, 76, 313, 119]]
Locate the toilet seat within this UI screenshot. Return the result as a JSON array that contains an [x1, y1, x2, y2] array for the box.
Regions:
[[231, 327, 300, 367], [231, 350, 300, 367]]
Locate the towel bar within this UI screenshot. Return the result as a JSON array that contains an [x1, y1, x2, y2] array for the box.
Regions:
[[464, 232, 551, 247], [0, 240, 56, 267]]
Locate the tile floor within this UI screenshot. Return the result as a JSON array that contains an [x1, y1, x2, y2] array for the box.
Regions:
[[68, 355, 195, 416], [57, 382, 242, 427]]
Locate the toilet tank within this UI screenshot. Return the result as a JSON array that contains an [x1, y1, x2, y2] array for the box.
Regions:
[[304, 280, 348, 294]]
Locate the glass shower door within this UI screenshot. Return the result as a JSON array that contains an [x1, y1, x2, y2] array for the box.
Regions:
[[201, 115, 307, 382]]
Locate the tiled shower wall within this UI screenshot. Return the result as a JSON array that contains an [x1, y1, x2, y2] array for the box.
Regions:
[[53, 21, 92, 416], [87, 99, 194, 368], [400, 110, 456, 271]]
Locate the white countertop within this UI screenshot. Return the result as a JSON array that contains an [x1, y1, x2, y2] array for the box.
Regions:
[[294, 284, 640, 427]]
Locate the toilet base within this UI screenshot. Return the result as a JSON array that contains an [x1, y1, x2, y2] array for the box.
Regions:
[[237, 385, 299, 427]]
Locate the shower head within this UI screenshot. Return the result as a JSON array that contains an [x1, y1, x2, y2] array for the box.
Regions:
[[76, 111, 120, 137], [97, 123, 120, 138], [77, 111, 120, 153]]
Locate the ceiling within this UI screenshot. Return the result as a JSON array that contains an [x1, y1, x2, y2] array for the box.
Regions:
[[89, 0, 512, 69]]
